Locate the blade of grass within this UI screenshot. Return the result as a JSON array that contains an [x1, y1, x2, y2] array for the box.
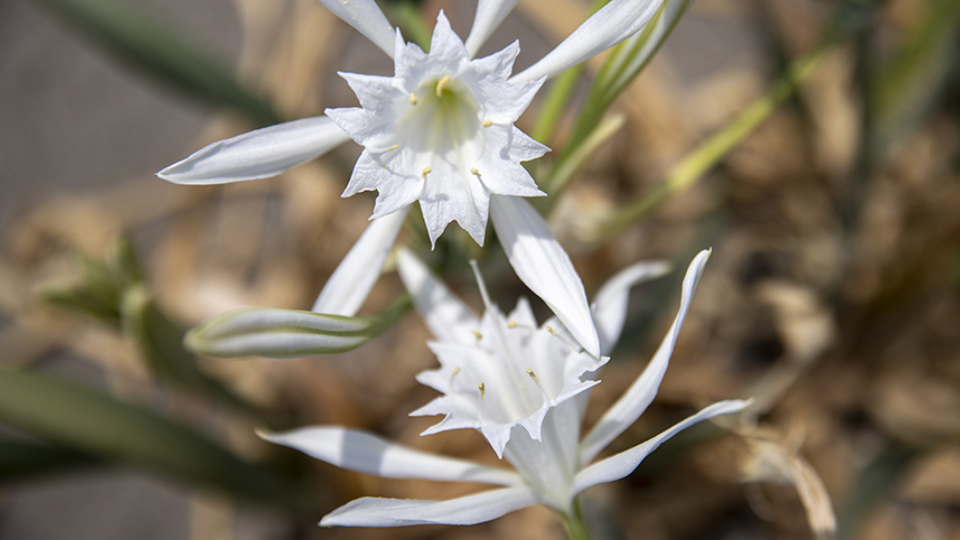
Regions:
[[0, 367, 290, 506], [35, 0, 280, 126]]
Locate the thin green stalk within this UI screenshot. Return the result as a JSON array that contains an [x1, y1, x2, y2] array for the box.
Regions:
[[532, 66, 584, 145], [387, 1, 432, 50], [540, 113, 625, 212], [593, 36, 836, 242], [561, 498, 592, 540]]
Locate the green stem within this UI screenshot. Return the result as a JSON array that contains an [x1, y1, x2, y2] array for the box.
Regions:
[[387, 1, 432, 50], [531, 65, 584, 145], [561, 498, 592, 540], [593, 33, 836, 242]]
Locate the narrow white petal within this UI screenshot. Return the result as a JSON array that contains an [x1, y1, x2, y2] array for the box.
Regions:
[[511, 0, 664, 82], [593, 261, 671, 355], [312, 209, 407, 316], [396, 248, 480, 345], [260, 426, 519, 486], [490, 195, 600, 357], [318, 0, 397, 58], [464, 0, 521, 58], [579, 250, 711, 463], [572, 400, 751, 494], [157, 117, 350, 185], [321, 486, 539, 527]]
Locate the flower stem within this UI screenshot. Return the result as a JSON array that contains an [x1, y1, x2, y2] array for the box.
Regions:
[[590, 30, 839, 242], [561, 499, 592, 540]]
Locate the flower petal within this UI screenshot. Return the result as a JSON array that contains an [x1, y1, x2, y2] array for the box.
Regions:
[[489, 195, 600, 358], [320, 486, 539, 527], [572, 399, 751, 494], [318, 0, 397, 58], [260, 426, 520, 486], [157, 116, 351, 185], [511, 0, 664, 82], [579, 249, 710, 463], [464, 0, 522, 58], [185, 308, 373, 358], [396, 247, 480, 346], [592, 260, 671, 355], [312, 209, 407, 316]]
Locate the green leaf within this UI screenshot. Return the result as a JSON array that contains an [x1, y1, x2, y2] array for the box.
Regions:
[[120, 285, 262, 415], [838, 444, 926, 540], [34, 0, 280, 126], [590, 31, 838, 241], [187, 295, 412, 358], [0, 367, 289, 506], [0, 433, 101, 481]]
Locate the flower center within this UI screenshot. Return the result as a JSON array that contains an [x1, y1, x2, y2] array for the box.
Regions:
[[399, 75, 481, 161]]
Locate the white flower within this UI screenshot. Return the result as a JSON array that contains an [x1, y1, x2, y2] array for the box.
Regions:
[[157, 0, 669, 357], [261, 249, 751, 527], [326, 14, 547, 246]]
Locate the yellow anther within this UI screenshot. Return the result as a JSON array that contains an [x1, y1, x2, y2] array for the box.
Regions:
[[409, 93, 418, 105], [526, 368, 539, 381], [482, 119, 493, 127], [470, 167, 480, 176], [388, 144, 399, 151], [470, 330, 483, 340], [506, 320, 518, 329], [478, 382, 486, 399], [452, 367, 461, 376], [435, 75, 451, 97], [421, 166, 432, 179], [545, 325, 557, 336]]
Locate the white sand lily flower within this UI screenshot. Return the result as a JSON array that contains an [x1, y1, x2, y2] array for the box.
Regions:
[[158, 0, 668, 356], [262, 249, 751, 528]]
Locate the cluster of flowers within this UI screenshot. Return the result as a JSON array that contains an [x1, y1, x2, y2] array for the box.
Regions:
[[160, 0, 748, 532]]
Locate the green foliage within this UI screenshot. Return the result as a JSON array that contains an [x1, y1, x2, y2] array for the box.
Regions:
[[0, 368, 289, 505], [35, 0, 280, 126]]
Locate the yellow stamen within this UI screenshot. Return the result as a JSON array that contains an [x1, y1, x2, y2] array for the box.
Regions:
[[545, 325, 557, 336], [482, 119, 493, 127], [421, 166, 432, 179], [435, 75, 451, 97], [471, 330, 483, 340], [526, 368, 539, 381], [506, 320, 518, 329], [452, 367, 461, 376], [478, 382, 486, 399], [409, 93, 418, 105], [470, 167, 480, 177], [388, 144, 399, 151]]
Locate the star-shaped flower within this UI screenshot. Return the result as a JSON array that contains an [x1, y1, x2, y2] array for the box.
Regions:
[[326, 15, 547, 245], [261, 249, 750, 528], [157, 0, 669, 357]]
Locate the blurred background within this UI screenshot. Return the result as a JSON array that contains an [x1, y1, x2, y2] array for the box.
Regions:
[[1, 0, 959, 538]]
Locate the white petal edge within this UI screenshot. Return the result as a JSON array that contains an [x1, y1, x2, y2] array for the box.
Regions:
[[260, 426, 520, 486], [318, 0, 397, 58], [158, 116, 351, 185], [572, 399, 751, 494], [489, 195, 600, 358], [579, 249, 711, 464], [593, 260, 671, 356], [320, 486, 539, 527], [396, 247, 480, 346], [511, 0, 664, 82], [313, 209, 407, 316], [464, 0, 521, 58]]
